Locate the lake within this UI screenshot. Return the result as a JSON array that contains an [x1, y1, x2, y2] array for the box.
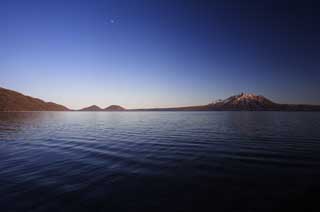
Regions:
[[0, 112, 319, 211]]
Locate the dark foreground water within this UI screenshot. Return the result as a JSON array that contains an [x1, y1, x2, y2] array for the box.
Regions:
[[0, 112, 320, 212]]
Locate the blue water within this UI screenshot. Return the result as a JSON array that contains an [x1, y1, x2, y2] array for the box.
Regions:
[[0, 112, 320, 211]]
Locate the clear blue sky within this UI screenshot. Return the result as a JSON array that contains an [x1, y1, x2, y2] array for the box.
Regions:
[[1, 0, 319, 109]]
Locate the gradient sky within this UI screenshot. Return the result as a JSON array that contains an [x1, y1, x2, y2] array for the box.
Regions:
[[1, 0, 319, 109]]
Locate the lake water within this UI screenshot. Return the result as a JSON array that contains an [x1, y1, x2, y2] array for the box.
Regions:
[[0, 112, 320, 212]]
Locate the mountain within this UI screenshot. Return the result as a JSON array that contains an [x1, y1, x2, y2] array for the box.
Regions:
[[210, 93, 277, 110], [208, 93, 320, 111], [0, 87, 69, 111], [80, 105, 103, 111], [217, 93, 275, 106], [132, 93, 320, 111], [104, 105, 126, 111]]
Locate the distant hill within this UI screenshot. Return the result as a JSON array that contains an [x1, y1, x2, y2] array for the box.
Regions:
[[104, 105, 126, 111], [0, 87, 69, 111], [79, 105, 126, 111], [79, 105, 103, 111]]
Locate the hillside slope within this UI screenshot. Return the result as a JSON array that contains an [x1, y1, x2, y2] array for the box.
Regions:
[[0, 87, 69, 111]]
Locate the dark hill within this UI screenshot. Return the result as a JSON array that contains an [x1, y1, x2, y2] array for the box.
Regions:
[[79, 105, 103, 111], [105, 105, 126, 111]]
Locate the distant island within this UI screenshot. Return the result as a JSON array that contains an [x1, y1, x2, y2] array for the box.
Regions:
[[80, 105, 126, 111], [1, 87, 320, 112]]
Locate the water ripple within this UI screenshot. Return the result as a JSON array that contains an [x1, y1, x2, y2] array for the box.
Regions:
[[0, 112, 320, 211]]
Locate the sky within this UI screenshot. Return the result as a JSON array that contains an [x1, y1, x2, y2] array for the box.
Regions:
[[1, 0, 319, 109]]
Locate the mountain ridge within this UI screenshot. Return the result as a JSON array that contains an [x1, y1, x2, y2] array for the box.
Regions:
[[1, 87, 319, 111]]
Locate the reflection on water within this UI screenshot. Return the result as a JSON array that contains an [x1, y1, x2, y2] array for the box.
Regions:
[[0, 112, 320, 211]]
